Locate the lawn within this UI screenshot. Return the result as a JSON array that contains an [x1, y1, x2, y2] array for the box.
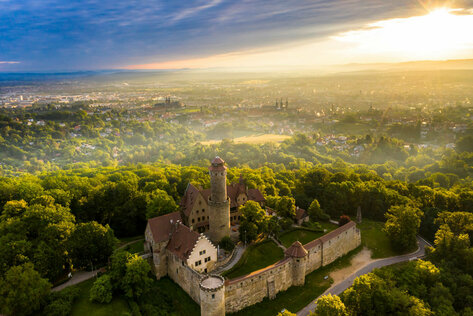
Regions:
[[121, 239, 144, 254], [201, 134, 290, 145], [357, 219, 403, 259], [70, 278, 130, 316], [69, 276, 199, 316], [223, 240, 284, 279], [279, 229, 325, 248], [117, 235, 143, 247], [230, 247, 362, 316]]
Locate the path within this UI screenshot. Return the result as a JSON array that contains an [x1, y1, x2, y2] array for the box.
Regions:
[[297, 236, 431, 316], [271, 236, 287, 251], [52, 269, 101, 292], [213, 244, 246, 274], [52, 239, 144, 292]]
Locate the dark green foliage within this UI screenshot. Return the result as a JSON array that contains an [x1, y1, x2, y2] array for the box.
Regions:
[[0, 263, 51, 316], [219, 236, 235, 252], [42, 286, 80, 316], [90, 275, 113, 304], [68, 222, 116, 270], [338, 215, 351, 226]]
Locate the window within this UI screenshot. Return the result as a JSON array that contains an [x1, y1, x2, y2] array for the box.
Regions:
[[205, 256, 211, 263], [200, 250, 206, 256], [195, 260, 202, 266], [204, 268, 207, 273], [197, 217, 200, 222], [212, 294, 215, 299], [192, 219, 195, 223], [196, 210, 199, 214]]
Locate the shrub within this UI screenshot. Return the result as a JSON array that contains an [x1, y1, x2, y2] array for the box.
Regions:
[[90, 274, 113, 304], [219, 236, 235, 252]]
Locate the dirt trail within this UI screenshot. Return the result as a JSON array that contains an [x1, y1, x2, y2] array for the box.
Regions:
[[329, 248, 374, 284]]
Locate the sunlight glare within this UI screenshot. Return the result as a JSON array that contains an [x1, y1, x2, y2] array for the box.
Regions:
[[334, 8, 473, 60]]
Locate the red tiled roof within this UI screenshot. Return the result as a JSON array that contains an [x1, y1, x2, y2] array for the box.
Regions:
[[180, 183, 203, 217], [147, 212, 182, 243], [225, 257, 292, 285], [304, 221, 356, 250], [285, 241, 308, 258], [247, 188, 265, 202], [295, 207, 308, 220], [166, 223, 200, 261], [209, 156, 227, 171]]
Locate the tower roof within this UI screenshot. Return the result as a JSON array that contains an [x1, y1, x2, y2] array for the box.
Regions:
[[209, 156, 227, 171], [285, 241, 308, 258]]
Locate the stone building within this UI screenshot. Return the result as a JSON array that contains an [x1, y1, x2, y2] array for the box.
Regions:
[[144, 156, 361, 316], [179, 157, 265, 235]]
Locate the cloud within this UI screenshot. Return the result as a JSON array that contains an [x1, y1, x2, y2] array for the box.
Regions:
[[170, 0, 223, 23], [0, 61, 20, 64]]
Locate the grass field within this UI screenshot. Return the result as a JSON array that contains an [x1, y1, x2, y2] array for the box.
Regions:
[[121, 239, 144, 254], [357, 219, 403, 259], [280, 229, 325, 248], [70, 278, 130, 316], [223, 240, 284, 279], [69, 276, 199, 316], [230, 246, 362, 316], [201, 134, 290, 145]]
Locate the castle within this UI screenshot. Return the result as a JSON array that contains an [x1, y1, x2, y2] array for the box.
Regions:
[[144, 157, 361, 316]]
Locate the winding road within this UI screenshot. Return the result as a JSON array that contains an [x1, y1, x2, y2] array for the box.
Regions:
[[297, 236, 432, 316]]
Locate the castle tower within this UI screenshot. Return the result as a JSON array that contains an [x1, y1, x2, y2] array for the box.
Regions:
[[285, 241, 308, 286], [199, 275, 225, 316], [208, 156, 230, 243]]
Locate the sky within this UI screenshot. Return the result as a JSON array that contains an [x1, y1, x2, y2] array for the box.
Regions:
[[1, 0, 473, 71]]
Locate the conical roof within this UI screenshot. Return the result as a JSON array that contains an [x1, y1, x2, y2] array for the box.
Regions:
[[285, 241, 308, 258]]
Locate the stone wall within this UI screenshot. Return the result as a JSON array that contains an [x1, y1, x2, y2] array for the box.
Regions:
[[223, 221, 361, 313], [224, 258, 293, 313], [167, 252, 202, 304]]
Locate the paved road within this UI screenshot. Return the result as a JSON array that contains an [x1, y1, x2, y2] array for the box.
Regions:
[[297, 236, 432, 316], [52, 269, 101, 292], [213, 244, 246, 274]]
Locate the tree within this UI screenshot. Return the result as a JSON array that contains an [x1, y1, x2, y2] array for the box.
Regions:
[[122, 254, 152, 299], [0, 263, 51, 316], [238, 200, 267, 243], [68, 221, 116, 270], [109, 250, 130, 287], [311, 294, 347, 316], [384, 205, 422, 252], [308, 199, 330, 222], [219, 236, 235, 252], [276, 196, 296, 219], [277, 310, 296, 316], [90, 274, 113, 303], [145, 189, 178, 219]]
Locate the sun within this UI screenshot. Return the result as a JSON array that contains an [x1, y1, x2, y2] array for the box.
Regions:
[[334, 7, 473, 60]]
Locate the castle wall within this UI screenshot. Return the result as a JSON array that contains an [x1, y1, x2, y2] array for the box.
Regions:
[[305, 243, 322, 274], [321, 225, 361, 266], [223, 222, 361, 313], [167, 252, 202, 304], [224, 258, 293, 313], [145, 224, 169, 279]]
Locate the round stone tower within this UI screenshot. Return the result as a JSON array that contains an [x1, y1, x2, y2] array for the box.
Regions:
[[208, 156, 230, 243], [284, 241, 308, 286], [199, 275, 225, 316]]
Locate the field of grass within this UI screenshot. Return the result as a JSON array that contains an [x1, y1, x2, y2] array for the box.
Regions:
[[117, 235, 143, 247], [69, 276, 199, 316], [121, 239, 144, 254], [279, 229, 325, 248], [201, 134, 290, 145], [70, 278, 130, 316], [357, 219, 403, 259], [223, 240, 284, 279], [230, 247, 362, 316]]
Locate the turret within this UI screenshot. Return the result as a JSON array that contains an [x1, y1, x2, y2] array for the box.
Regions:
[[208, 157, 231, 243], [199, 275, 225, 316], [285, 241, 308, 286]]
